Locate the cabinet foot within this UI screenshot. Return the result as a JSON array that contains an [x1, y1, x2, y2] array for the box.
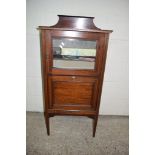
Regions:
[[45, 114, 50, 135], [93, 116, 98, 137]]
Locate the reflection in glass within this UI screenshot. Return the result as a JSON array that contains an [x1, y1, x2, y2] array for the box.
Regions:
[[52, 38, 96, 69]]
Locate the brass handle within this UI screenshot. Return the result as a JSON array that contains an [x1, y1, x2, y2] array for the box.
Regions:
[[72, 76, 76, 79]]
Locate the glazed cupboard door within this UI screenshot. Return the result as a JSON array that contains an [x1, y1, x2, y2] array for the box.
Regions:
[[48, 76, 99, 113], [53, 38, 96, 70], [46, 30, 105, 76]]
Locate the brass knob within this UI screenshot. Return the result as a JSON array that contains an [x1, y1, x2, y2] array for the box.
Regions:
[[72, 76, 76, 79]]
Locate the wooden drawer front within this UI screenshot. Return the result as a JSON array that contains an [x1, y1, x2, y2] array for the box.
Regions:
[[48, 76, 98, 110]]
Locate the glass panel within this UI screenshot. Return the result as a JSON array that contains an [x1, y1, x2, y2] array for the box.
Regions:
[[52, 38, 96, 69]]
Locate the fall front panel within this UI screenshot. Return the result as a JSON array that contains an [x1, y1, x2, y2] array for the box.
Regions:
[[48, 76, 98, 111]]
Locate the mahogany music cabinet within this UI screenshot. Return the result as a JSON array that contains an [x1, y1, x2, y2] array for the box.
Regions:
[[38, 15, 112, 137]]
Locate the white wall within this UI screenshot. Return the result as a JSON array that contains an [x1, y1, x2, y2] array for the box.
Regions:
[[26, 0, 129, 115]]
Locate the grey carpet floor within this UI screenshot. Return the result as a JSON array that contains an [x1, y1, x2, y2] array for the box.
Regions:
[[26, 112, 129, 155]]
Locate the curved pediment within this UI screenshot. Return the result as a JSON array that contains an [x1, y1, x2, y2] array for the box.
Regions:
[[38, 15, 113, 33]]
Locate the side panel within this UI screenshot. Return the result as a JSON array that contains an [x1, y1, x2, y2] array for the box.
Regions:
[[40, 30, 51, 113]]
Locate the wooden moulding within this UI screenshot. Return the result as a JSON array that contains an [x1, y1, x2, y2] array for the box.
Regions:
[[38, 15, 113, 33]]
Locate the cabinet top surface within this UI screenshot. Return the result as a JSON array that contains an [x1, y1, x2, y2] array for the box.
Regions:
[[38, 15, 113, 33]]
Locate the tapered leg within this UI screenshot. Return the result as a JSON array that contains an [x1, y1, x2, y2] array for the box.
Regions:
[[45, 113, 50, 135], [93, 115, 98, 137]]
